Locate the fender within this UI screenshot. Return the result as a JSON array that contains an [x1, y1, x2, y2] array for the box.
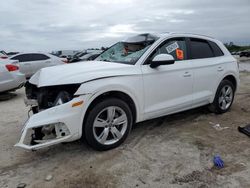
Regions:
[[75, 75, 144, 123]]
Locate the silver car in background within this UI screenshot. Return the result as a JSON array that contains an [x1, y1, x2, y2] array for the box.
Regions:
[[0, 59, 26, 93], [10, 52, 66, 78]]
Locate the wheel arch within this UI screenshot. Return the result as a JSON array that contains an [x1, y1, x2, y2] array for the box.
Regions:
[[209, 74, 237, 113], [81, 90, 139, 138], [222, 74, 237, 91], [210, 73, 238, 104]]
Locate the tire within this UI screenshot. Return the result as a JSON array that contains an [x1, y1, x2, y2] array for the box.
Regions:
[[84, 98, 133, 151], [209, 79, 235, 114]]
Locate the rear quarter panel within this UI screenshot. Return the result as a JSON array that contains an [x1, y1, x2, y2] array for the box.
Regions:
[[210, 55, 239, 103]]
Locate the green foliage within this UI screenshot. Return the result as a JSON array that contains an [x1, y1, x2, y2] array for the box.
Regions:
[[224, 42, 250, 52]]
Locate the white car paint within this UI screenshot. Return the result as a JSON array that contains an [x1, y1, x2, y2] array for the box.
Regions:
[[0, 59, 26, 93], [10, 52, 65, 78], [29, 61, 140, 87], [16, 33, 239, 150]]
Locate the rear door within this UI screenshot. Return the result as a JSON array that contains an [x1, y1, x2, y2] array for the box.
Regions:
[[187, 38, 225, 107], [11, 54, 33, 77], [29, 53, 52, 74]]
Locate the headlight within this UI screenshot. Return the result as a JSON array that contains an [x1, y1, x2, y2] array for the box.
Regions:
[[54, 91, 72, 106]]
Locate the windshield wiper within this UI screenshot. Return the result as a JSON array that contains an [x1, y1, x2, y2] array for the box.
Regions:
[[99, 59, 112, 62]]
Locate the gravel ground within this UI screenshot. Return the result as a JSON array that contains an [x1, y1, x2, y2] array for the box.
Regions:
[[0, 61, 250, 188]]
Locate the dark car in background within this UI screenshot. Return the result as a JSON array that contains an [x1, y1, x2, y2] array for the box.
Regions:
[[69, 52, 102, 63], [0, 50, 8, 59], [239, 51, 250, 57], [69, 51, 88, 63], [79, 52, 101, 61]]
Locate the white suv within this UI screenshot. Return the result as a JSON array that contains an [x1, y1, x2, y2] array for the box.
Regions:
[[16, 33, 239, 151]]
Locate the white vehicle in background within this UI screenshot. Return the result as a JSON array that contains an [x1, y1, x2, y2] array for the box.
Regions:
[[16, 33, 239, 151], [10, 52, 66, 78], [0, 59, 26, 93]]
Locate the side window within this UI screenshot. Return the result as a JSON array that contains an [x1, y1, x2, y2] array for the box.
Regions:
[[11, 54, 30, 62], [30, 54, 50, 61], [208, 41, 224, 57], [189, 38, 214, 59], [150, 38, 187, 61]]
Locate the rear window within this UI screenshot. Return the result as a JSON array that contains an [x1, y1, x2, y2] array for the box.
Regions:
[[208, 41, 224, 57], [189, 38, 214, 59]]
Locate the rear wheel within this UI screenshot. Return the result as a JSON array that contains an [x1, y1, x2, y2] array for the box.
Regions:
[[209, 79, 235, 114], [84, 98, 133, 151]]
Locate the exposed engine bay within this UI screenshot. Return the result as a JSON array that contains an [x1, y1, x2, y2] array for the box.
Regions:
[[24, 82, 80, 146], [25, 82, 80, 111]]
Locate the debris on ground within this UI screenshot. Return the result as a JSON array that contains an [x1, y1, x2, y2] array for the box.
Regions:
[[209, 122, 229, 131], [45, 174, 53, 181], [238, 124, 250, 137], [213, 155, 224, 168]]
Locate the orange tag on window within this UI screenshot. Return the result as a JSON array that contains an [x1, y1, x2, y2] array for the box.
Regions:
[[176, 48, 184, 60]]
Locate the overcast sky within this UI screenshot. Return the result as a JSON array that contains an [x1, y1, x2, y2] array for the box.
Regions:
[[0, 0, 249, 52]]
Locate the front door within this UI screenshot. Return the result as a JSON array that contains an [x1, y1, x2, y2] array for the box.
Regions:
[[141, 37, 193, 120]]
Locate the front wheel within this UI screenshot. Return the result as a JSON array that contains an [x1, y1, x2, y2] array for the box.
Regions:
[[209, 79, 235, 114], [84, 98, 133, 151]]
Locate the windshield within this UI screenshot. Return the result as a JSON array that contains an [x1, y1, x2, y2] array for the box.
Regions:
[[95, 34, 159, 65]]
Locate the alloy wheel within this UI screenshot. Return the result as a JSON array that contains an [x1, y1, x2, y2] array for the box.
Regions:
[[93, 106, 128, 145], [218, 85, 233, 110]]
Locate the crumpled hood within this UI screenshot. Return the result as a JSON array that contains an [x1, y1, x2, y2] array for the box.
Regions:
[[29, 61, 140, 87]]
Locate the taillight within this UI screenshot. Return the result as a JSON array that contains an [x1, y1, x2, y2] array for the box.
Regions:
[[5, 64, 19, 72], [1, 56, 8, 59], [62, 59, 68, 63]]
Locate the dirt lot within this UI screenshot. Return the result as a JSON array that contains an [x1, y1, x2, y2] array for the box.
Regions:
[[0, 61, 250, 188]]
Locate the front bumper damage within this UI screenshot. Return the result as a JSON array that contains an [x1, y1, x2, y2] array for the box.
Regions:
[[15, 95, 89, 150]]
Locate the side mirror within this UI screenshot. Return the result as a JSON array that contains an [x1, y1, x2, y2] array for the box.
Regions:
[[150, 54, 175, 68]]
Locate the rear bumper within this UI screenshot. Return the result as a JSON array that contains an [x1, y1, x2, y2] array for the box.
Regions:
[[15, 94, 90, 150], [0, 71, 26, 93], [10, 71, 26, 89]]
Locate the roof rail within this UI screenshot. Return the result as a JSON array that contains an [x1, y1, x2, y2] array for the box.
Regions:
[[168, 32, 215, 39]]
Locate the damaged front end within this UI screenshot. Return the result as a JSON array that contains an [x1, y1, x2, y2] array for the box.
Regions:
[[15, 82, 86, 150]]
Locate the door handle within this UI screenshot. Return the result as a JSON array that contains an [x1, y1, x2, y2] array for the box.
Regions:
[[217, 67, 224, 72], [24, 63, 31, 65], [183, 71, 191, 77], [45, 61, 51, 63]]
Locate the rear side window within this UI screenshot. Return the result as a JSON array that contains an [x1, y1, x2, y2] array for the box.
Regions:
[[11, 53, 50, 62], [189, 38, 214, 59], [11, 54, 31, 62], [208, 41, 224, 57], [30, 54, 50, 61]]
